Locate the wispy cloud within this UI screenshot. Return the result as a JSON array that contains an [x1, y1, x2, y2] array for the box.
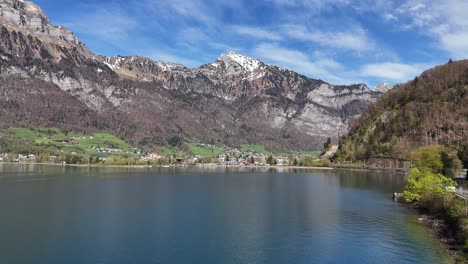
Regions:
[[64, 7, 139, 43], [360, 62, 429, 82], [282, 24, 374, 53], [230, 25, 283, 41], [389, 0, 468, 59], [253, 43, 350, 84], [56, 0, 454, 86], [269, 0, 351, 10]]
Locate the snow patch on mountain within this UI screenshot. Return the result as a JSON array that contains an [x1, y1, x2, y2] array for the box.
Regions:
[[373, 82, 392, 93], [217, 52, 263, 72], [155, 61, 184, 72]]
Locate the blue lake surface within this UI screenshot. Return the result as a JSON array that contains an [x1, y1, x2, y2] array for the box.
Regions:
[[0, 164, 451, 263]]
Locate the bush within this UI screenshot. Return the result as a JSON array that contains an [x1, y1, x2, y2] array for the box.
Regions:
[[298, 156, 329, 167], [403, 168, 456, 209], [411, 146, 444, 173], [411, 145, 463, 177], [167, 136, 183, 147], [441, 148, 463, 177]]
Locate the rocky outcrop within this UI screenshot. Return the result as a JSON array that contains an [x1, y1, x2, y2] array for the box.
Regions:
[[0, 0, 90, 55], [0, 0, 388, 151]]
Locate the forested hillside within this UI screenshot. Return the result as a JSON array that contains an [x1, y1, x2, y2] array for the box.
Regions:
[[335, 60, 468, 165]]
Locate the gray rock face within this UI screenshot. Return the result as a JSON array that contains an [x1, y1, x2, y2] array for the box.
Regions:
[[372, 82, 393, 94], [0, 0, 90, 54], [0, 0, 385, 150]]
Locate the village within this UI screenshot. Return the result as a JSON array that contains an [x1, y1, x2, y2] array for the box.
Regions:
[[0, 144, 323, 167]]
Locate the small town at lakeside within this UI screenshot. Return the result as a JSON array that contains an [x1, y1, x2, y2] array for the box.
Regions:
[[0, 127, 328, 167]]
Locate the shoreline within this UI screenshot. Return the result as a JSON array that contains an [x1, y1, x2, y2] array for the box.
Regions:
[[0, 161, 335, 171], [1, 161, 411, 173], [417, 212, 467, 263], [396, 203, 467, 263], [331, 163, 409, 173]]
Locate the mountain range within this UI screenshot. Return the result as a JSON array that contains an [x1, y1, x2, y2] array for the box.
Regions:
[[0, 0, 391, 151]]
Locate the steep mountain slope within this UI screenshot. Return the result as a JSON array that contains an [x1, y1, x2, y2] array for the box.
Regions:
[[335, 60, 468, 161], [0, 0, 386, 151]]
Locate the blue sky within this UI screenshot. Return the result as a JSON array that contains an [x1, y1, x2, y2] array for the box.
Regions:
[[33, 0, 468, 86]]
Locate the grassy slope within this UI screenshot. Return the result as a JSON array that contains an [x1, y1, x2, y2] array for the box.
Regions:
[[6, 128, 322, 158], [240, 144, 270, 154], [187, 143, 225, 157], [8, 128, 137, 157]]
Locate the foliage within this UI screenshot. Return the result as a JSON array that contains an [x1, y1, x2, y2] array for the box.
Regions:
[[103, 156, 149, 166], [297, 156, 329, 167], [441, 148, 463, 177], [167, 136, 183, 147], [335, 60, 468, 162], [403, 168, 455, 208], [458, 143, 468, 168], [411, 146, 444, 173], [197, 156, 216, 164], [266, 155, 277, 166], [411, 145, 463, 177], [323, 137, 331, 154]]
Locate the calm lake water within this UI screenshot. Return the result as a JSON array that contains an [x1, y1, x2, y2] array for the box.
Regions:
[[0, 164, 451, 264]]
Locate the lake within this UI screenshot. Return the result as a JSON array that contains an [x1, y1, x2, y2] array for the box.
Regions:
[[0, 164, 450, 263]]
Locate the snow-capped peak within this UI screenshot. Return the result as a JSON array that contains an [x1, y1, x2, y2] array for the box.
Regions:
[[372, 82, 392, 93], [216, 51, 263, 72]]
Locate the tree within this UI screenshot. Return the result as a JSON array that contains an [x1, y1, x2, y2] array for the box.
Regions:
[[293, 158, 298, 166], [411, 146, 444, 173], [458, 143, 468, 168], [323, 137, 331, 152], [167, 136, 183, 147], [441, 149, 463, 177], [403, 168, 455, 208], [411, 146, 463, 177], [266, 155, 273, 165]]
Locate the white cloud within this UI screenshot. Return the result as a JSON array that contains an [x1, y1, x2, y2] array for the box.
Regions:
[[282, 25, 374, 52], [65, 7, 139, 43], [393, 0, 468, 59], [253, 43, 351, 84], [383, 13, 397, 21], [360, 62, 428, 82], [230, 25, 283, 41], [269, 0, 351, 9]]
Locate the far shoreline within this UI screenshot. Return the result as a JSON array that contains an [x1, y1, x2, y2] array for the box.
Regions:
[[0, 161, 412, 174], [0, 161, 335, 171]]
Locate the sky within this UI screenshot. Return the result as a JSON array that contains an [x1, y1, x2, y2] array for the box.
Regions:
[[33, 0, 468, 86]]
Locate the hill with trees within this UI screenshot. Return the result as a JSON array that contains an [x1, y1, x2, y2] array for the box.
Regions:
[[334, 59, 468, 168]]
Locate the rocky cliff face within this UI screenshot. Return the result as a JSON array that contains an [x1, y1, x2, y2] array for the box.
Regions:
[[0, 0, 387, 151], [0, 0, 90, 55]]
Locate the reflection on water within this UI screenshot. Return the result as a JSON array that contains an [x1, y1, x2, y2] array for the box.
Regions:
[[0, 164, 450, 264]]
